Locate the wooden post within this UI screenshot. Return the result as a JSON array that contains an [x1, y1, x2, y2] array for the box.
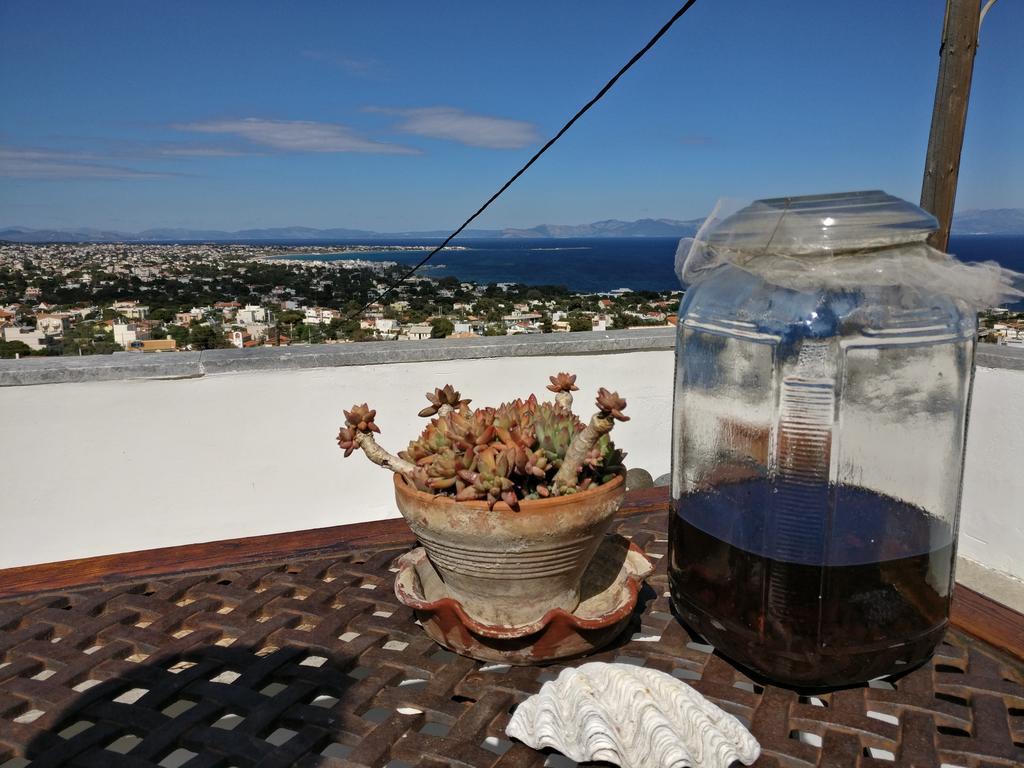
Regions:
[[920, 0, 982, 251]]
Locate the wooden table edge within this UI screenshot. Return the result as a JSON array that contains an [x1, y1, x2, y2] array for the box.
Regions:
[[0, 487, 669, 599], [2, 485, 1021, 660]]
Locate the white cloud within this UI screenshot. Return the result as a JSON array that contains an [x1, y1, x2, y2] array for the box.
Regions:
[[0, 149, 172, 180], [152, 145, 248, 157], [369, 106, 540, 149], [175, 118, 418, 155], [301, 50, 382, 78]]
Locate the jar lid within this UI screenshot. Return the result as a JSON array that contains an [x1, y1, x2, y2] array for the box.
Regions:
[[703, 190, 938, 256]]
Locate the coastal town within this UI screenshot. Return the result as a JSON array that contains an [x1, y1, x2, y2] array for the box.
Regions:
[[2, 241, 1021, 359], [0, 242, 682, 357]]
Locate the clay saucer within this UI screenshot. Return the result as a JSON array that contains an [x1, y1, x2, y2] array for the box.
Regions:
[[393, 534, 654, 664]]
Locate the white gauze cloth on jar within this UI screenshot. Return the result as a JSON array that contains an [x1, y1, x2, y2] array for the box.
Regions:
[[675, 191, 1024, 310]]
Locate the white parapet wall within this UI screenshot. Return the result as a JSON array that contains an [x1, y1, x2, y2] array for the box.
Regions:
[[0, 332, 675, 569], [0, 331, 1021, 609], [959, 363, 1024, 583]]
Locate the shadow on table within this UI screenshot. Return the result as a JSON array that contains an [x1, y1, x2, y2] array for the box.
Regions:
[[9, 538, 658, 767], [16, 641, 399, 767], [13, 631, 653, 768]]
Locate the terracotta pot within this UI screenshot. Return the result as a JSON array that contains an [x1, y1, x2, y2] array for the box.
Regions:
[[393, 535, 654, 664], [393, 473, 626, 627]]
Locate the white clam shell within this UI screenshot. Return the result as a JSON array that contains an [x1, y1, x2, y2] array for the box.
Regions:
[[506, 662, 760, 768]]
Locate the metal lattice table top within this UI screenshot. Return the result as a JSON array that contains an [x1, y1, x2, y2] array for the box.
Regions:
[[1, 510, 1022, 768]]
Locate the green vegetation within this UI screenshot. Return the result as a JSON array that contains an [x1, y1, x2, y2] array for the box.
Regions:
[[568, 313, 592, 332], [0, 243, 685, 356], [188, 325, 230, 350], [430, 317, 455, 338], [0, 340, 31, 359]]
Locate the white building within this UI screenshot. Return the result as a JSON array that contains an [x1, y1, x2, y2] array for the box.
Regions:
[[227, 330, 249, 349], [244, 323, 270, 343], [374, 318, 399, 334], [112, 322, 148, 348], [453, 321, 484, 336], [111, 300, 149, 320], [402, 323, 433, 341], [502, 311, 543, 329], [303, 307, 339, 326], [2, 326, 46, 351], [35, 315, 67, 337], [237, 305, 270, 324]]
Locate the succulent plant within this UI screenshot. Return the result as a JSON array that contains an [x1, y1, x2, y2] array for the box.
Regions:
[[337, 374, 627, 510], [552, 389, 629, 493], [596, 388, 629, 423], [418, 384, 472, 418], [547, 372, 579, 410], [336, 404, 378, 456]]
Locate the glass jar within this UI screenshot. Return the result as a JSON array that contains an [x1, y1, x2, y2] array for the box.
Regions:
[[668, 191, 977, 687]]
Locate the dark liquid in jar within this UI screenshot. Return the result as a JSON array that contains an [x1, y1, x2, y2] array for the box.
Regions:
[[668, 479, 953, 688]]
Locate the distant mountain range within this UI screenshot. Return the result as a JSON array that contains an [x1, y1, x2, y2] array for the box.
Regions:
[[498, 218, 705, 238], [0, 218, 704, 243], [1, 210, 1021, 243], [950, 208, 1024, 235]]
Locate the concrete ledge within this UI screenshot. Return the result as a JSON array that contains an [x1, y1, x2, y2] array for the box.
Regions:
[[0, 328, 676, 386], [0, 351, 204, 386], [956, 556, 1024, 614], [977, 344, 1024, 371], [2, 328, 1022, 386]]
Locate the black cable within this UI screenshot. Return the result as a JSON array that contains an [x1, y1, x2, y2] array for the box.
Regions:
[[347, 0, 700, 320]]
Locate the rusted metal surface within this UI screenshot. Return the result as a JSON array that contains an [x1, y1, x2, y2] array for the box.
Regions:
[[1, 511, 1022, 767]]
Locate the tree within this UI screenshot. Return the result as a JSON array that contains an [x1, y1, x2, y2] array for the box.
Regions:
[[568, 314, 592, 333], [188, 324, 228, 350], [0, 340, 32, 359], [484, 324, 506, 337], [430, 318, 454, 339], [166, 325, 190, 346], [90, 341, 121, 355], [338, 319, 361, 339], [304, 323, 327, 344]]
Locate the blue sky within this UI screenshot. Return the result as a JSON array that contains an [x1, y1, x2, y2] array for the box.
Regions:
[[1, 1, 1021, 231]]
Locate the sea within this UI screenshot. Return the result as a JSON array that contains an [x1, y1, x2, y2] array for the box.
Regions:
[[274, 235, 1024, 302]]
